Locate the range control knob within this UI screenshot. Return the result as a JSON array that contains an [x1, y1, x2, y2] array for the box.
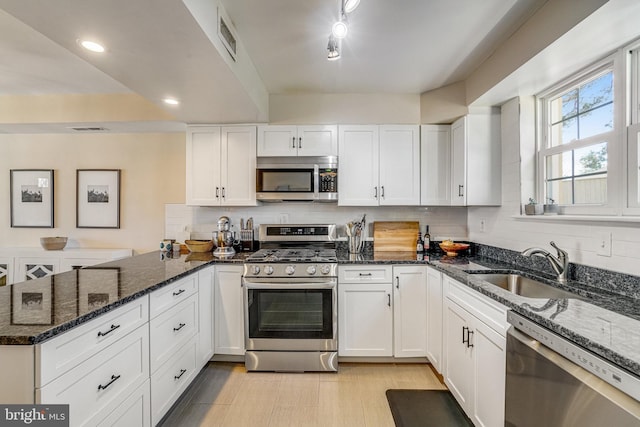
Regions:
[[306, 265, 317, 275], [264, 266, 274, 275], [285, 265, 296, 275], [251, 265, 261, 275], [320, 265, 332, 275]]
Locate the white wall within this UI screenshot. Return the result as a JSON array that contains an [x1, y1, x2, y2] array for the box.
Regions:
[[468, 97, 640, 277]]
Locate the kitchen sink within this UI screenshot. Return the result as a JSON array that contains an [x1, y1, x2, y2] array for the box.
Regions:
[[471, 273, 581, 299]]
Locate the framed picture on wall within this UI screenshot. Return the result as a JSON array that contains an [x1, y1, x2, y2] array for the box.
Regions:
[[76, 169, 121, 228], [10, 169, 54, 228], [10, 276, 54, 325]]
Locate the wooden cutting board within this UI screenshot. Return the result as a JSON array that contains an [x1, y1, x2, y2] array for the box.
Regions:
[[373, 221, 419, 252]]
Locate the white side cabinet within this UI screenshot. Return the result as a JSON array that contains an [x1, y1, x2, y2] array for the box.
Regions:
[[338, 125, 420, 206], [214, 265, 245, 356], [443, 275, 508, 427], [338, 265, 393, 357], [186, 125, 257, 206], [425, 267, 444, 372], [450, 110, 501, 206], [197, 266, 215, 367], [392, 266, 427, 358], [421, 125, 451, 205], [257, 125, 337, 156]]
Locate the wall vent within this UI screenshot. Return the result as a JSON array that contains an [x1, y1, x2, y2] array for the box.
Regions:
[[217, 6, 237, 62]]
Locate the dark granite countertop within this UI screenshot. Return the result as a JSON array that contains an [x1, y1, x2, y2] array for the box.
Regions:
[[0, 251, 250, 345], [2, 247, 639, 380]]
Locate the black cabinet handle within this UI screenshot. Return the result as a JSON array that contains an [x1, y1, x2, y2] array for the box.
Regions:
[[395, 276, 400, 289], [387, 294, 391, 307], [173, 323, 186, 332], [359, 273, 372, 277], [222, 187, 226, 198], [98, 374, 121, 391], [381, 186, 385, 198], [174, 369, 187, 380], [458, 185, 464, 197], [216, 187, 220, 198], [374, 186, 378, 198], [298, 137, 302, 149], [467, 330, 474, 348], [462, 326, 469, 344], [173, 289, 185, 297], [292, 136, 296, 148], [97, 324, 120, 337]]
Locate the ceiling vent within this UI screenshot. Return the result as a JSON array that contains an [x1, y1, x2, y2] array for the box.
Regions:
[[217, 6, 238, 62], [68, 127, 109, 132]]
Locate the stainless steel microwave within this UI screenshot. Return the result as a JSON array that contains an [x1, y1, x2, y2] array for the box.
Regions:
[[256, 156, 338, 202]]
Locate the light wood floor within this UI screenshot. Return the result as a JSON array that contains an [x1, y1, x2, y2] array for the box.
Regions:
[[159, 362, 447, 427]]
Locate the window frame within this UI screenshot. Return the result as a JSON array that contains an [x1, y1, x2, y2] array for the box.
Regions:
[[536, 54, 624, 216]]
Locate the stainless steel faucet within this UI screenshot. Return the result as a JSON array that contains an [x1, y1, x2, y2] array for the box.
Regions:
[[521, 241, 569, 282]]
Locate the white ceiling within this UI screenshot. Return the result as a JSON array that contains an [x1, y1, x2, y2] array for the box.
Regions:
[[0, 0, 547, 126]]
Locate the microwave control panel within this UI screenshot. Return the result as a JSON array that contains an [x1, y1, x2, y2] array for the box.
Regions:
[[319, 169, 337, 192]]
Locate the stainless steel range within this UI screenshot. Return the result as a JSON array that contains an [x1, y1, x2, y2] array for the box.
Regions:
[[243, 224, 338, 372]]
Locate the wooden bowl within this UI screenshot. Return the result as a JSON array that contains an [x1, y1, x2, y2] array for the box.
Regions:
[[40, 237, 68, 250], [185, 239, 214, 253], [439, 242, 470, 257]]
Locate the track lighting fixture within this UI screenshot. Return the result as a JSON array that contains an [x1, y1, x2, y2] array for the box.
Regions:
[[327, 35, 340, 61], [326, 0, 361, 60]]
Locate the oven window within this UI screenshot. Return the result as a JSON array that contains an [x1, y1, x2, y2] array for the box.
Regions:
[[247, 289, 333, 339], [257, 169, 313, 192]]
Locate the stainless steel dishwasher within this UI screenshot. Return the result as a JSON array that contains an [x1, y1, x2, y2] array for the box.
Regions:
[[505, 311, 640, 426]]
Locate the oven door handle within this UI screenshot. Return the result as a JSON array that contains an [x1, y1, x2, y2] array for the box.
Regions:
[[242, 280, 336, 290]]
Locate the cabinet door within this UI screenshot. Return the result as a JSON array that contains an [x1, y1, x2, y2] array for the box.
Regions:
[[472, 319, 506, 427], [338, 125, 379, 206], [197, 266, 215, 368], [15, 257, 59, 283], [338, 283, 393, 357], [214, 265, 245, 355], [444, 299, 473, 413], [393, 266, 427, 358], [421, 125, 451, 206], [257, 125, 297, 156], [426, 267, 443, 372], [221, 126, 257, 206], [186, 126, 222, 206], [0, 257, 14, 286], [450, 117, 467, 206], [297, 125, 338, 156], [379, 125, 420, 205]]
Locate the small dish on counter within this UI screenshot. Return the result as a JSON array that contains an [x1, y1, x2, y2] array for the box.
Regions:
[[40, 237, 68, 250], [439, 241, 470, 257], [184, 239, 214, 253]]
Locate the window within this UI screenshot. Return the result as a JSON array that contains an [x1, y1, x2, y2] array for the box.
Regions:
[[538, 62, 617, 212]]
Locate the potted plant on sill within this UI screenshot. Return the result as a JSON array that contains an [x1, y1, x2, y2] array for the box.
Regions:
[[524, 198, 544, 215]]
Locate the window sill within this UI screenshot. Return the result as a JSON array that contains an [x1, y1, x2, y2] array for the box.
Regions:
[[511, 214, 640, 223]]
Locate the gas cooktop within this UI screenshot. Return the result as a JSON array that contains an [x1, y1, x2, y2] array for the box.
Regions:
[[246, 248, 338, 263]]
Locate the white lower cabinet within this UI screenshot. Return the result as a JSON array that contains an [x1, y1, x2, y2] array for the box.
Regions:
[[426, 267, 444, 372], [197, 266, 215, 367], [443, 275, 507, 427], [97, 380, 151, 427], [150, 337, 198, 426], [393, 266, 427, 358], [214, 265, 245, 355]]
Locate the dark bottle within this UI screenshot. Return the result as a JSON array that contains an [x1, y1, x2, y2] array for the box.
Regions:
[[416, 232, 424, 253], [424, 226, 431, 252]]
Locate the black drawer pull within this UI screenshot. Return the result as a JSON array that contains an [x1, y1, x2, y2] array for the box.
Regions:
[[98, 374, 121, 391], [97, 324, 120, 337], [467, 330, 474, 348], [172, 289, 185, 297], [174, 369, 187, 380], [462, 326, 469, 344], [359, 273, 372, 277], [173, 323, 186, 332]]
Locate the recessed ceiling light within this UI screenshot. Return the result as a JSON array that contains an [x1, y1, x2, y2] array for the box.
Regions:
[[79, 40, 105, 53], [163, 98, 180, 105]]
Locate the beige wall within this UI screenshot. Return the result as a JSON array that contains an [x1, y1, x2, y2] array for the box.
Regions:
[[420, 82, 467, 124], [269, 93, 421, 124], [1, 133, 185, 254]]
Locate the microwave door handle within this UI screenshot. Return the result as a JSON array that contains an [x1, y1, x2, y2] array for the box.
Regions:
[[314, 164, 319, 195]]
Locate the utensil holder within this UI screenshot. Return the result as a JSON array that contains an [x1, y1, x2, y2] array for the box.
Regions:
[[348, 235, 363, 254]]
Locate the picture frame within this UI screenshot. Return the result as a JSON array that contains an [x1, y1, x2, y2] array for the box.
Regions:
[[76, 169, 121, 229], [10, 169, 54, 228], [77, 268, 120, 315], [11, 276, 54, 325]]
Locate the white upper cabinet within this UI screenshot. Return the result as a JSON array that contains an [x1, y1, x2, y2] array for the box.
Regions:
[[257, 125, 337, 156], [186, 126, 256, 206], [450, 110, 501, 206], [338, 125, 420, 206], [421, 125, 451, 206]]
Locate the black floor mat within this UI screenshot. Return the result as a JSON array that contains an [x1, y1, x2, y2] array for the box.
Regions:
[[386, 389, 473, 427]]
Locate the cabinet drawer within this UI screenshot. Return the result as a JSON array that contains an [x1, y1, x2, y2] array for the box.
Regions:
[[339, 265, 392, 283], [151, 338, 197, 426], [149, 275, 198, 319], [444, 275, 508, 337], [96, 380, 151, 427], [37, 325, 149, 427], [150, 294, 198, 373], [37, 297, 149, 387]]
